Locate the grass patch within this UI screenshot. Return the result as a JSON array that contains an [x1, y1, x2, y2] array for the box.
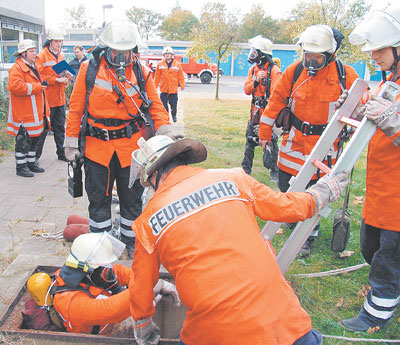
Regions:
[[183, 97, 400, 342]]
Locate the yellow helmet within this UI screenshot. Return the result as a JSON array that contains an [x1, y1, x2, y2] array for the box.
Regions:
[[27, 272, 52, 307]]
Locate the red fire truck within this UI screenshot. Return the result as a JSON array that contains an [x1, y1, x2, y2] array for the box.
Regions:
[[139, 54, 222, 84]]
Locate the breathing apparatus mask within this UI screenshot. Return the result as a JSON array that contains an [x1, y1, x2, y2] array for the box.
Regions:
[[302, 51, 330, 76], [105, 48, 134, 82], [88, 264, 125, 295]]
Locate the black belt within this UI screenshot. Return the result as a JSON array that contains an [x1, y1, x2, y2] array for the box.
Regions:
[[87, 126, 136, 141], [291, 113, 327, 136], [88, 114, 131, 127]]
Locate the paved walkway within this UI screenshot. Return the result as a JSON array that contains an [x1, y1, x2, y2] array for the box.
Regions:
[[0, 96, 186, 333]]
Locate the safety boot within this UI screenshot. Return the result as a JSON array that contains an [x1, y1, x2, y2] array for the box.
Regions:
[[340, 316, 371, 333], [297, 239, 313, 258], [16, 164, 34, 178], [172, 114, 177, 122], [28, 162, 45, 173]]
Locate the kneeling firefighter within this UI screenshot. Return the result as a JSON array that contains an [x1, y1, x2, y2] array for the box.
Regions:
[[27, 232, 180, 335], [64, 20, 181, 258]]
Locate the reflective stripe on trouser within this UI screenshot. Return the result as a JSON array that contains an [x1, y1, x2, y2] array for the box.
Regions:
[[160, 93, 178, 117], [84, 153, 143, 247], [278, 169, 320, 238], [359, 221, 400, 327], [15, 134, 39, 167]]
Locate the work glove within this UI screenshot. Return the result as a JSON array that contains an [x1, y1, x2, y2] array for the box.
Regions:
[[156, 124, 184, 141], [134, 318, 160, 345], [335, 89, 364, 120], [64, 137, 80, 161], [253, 124, 260, 136], [153, 279, 181, 306], [364, 95, 400, 138], [305, 172, 350, 213]]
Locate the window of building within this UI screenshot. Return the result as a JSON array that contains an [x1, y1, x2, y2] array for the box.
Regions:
[[1, 27, 18, 41], [67, 34, 94, 41]]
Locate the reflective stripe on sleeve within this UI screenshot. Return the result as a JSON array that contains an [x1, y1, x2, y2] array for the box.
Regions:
[[260, 115, 275, 126]]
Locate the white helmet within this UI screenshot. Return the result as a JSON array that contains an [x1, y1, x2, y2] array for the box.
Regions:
[[99, 20, 141, 51], [47, 27, 65, 41], [129, 136, 207, 187], [163, 46, 174, 55], [349, 6, 400, 52], [15, 39, 36, 55], [66, 232, 125, 272], [130, 136, 175, 187], [248, 35, 273, 55], [298, 25, 337, 54]]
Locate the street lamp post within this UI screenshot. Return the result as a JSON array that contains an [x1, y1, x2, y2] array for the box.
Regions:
[[102, 4, 114, 26]]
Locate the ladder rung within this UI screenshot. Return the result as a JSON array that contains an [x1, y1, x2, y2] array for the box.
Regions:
[[339, 115, 360, 128], [313, 159, 331, 174]]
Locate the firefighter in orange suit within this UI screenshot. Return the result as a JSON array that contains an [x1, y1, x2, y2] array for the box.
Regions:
[[259, 25, 359, 256], [7, 39, 49, 177], [46, 233, 178, 335], [154, 46, 185, 122], [64, 21, 177, 259], [337, 6, 400, 333], [127, 135, 349, 345], [242, 35, 282, 180], [36, 27, 71, 162]]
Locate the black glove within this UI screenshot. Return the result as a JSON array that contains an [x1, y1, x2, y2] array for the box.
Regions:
[[90, 266, 125, 295]]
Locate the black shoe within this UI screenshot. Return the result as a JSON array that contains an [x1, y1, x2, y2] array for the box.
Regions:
[[172, 115, 177, 122], [16, 165, 34, 178], [297, 239, 312, 258], [58, 155, 68, 162], [28, 162, 45, 173], [340, 316, 371, 333]]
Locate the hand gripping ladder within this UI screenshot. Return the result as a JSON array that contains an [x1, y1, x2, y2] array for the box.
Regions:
[[261, 78, 400, 273]]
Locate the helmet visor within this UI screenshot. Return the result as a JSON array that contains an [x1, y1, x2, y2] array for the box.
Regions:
[[303, 52, 326, 72], [248, 47, 258, 63], [106, 48, 133, 67], [85, 232, 125, 267], [129, 149, 145, 188], [350, 10, 400, 51]]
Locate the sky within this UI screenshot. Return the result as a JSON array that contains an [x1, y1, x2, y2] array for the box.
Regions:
[[45, 0, 390, 30]]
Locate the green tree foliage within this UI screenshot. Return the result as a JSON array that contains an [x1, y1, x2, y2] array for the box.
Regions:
[[63, 4, 94, 29], [159, 9, 199, 41], [287, 0, 371, 66], [125, 6, 164, 40], [188, 2, 239, 99], [238, 4, 280, 43]]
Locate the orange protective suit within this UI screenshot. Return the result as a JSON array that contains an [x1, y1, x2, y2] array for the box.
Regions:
[[53, 264, 132, 335], [7, 57, 49, 137], [130, 166, 317, 345], [259, 60, 358, 178], [66, 58, 170, 168], [37, 47, 66, 108], [362, 78, 400, 232], [154, 59, 185, 94], [244, 62, 282, 119]]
